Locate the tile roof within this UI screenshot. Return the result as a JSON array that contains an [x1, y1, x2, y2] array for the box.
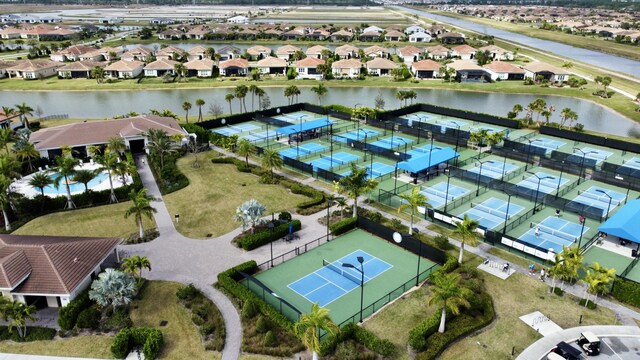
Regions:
[[7, 59, 61, 72], [441, 31, 465, 38], [447, 59, 484, 71], [157, 45, 185, 56], [411, 59, 441, 71], [523, 61, 569, 74], [256, 57, 287, 67], [247, 45, 271, 56], [331, 29, 353, 36], [427, 45, 450, 55], [187, 45, 208, 55], [478, 45, 511, 55], [399, 46, 423, 57], [57, 60, 107, 72], [184, 58, 214, 71], [332, 59, 362, 69], [483, 61, 525, 73], [105, 60, 144, 71], [366, 58, 398, 70], [335, 44, 359, 56], [295, 57, 325, 67], [305, 45, 330, 55], [219, 58, 249, 69], [276, 45, 301, 55], [144, 59, 179, 70], [52, 45, 97, 56], [0, 235, 120, 295], [364, 45, 388, 55], [452, 44, 477, 54]]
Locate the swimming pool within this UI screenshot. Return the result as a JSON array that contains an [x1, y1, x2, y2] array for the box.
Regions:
[[40, 171, 110, 195]]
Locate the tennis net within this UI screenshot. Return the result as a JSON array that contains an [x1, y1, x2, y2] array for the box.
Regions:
[[420, 186, 455, 201], [471, 202, 509, 219], [577, 190, 621, 205], [480, 163, 507, 175], [322, 260, 361, 285], [228, 124, 245, 132], [530, 222, 578, 242], [321, 154, 344, 165], [577, 151, 607, 160]]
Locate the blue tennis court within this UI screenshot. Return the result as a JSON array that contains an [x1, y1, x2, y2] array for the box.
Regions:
[[341, 162, 395, 179], [402, 113, 431, 121], [308, 152, 360, 170], [571, 147, 613, 164], [623, 157, 640, 170], [419, 182, 470, 209], [516, 172, 568, 194], [370, 136, 414, 150], [519, 216, 587, 254], [279, 142, 327, 159], [287, 249, 393, 307], [241, 131, 273, 142], [572, 186, 626, 215], [407, 144, 443, 158], [468, 160, 519, 179], [459, 197, 524, 229], [214, 124, 260, 136], [530, 137, 566, 151], [334, 129, 379, 143], [214, 127, 240, 136], [433, 119, 467, 132], [471, 126, 501, 134]]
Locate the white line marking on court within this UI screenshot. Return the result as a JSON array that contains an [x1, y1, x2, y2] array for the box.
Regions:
[[601, 338, 623, 360], [315, 272, 350, 293], [302, 282, 332, 297]]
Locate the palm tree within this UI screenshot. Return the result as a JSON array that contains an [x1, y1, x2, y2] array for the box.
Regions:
[[234, 85, 249, 113], [595, 76, 612, 98], [562, 61, 573, 69], [53, 155, 78, 209], [583, 262, 615, 306], [195, 98, 205, 122], [73, 169, 97, 193], [145, 129, 179, 170], [14, 142, 39, 173], [182, 101, 192, 123], [89, 268, 137, 311], [255, 87, 266, 110], [560, 245, 584, 285], [335, 197, 348, 219], [284, 85, 300, 105], [28, 172, 53, 197], [512, 104, 523, 118], [124, 188, 157, 239], [7, 301, 36, 339], [121, 255, 152, 285], [397, 187, 430, 235], [95, 151, 119, 203], [559, 107, 578, 128], [260, 149, 283, 179], [469, 128, 489, 154], [0, 128, 14, 155], [114, 158, 135, 186], [311, 83, 328, 105], [428, 272, 472, 333], [205, 47, 215, 60], [14, 102, 34, 129], [335, 163, 379, 218], [174, 63, 186, 82], [236, 139, 255, 166], [294, 303, 339, 360], [452, 214, 480, 263], [1, 106, 15, 120], [225, 93, 235, 115], [0, 175, 12, 231], [106, 136, 126, 155], [91, 66, 106, 84], [248, 84, 258, 111]]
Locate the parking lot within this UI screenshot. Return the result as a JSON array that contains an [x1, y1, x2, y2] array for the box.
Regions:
[[548, 336, 640, 360]]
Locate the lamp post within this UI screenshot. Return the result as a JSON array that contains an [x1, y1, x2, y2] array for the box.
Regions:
[[342, 256, 365, 322], [416, 115, 428, 144], [426, 131, 434, 180], [573, 148, 596, 185], [266, 121, 270, 149], [595, 189, 613, 221], [525, 139, 542, 171], [363, 147, 368, 162], [368, 150, 374, 179], [527, 172, 555, 213], [453, 123, 461, 166], [326, 197, 342, 241], [394, 159, 400, 194], [443, 168, 453, 213], [555, 161, 565, 199], [393, 232, 423, 287], [502, 192, 513, 236], [578, 216, 587, 249], [615, 175, 631, 204], [501, 150, 509, 182], [396, 137, 408, 159], [268, 213, 275, 268], [296, 114, 309, 158], [476, 159, 491, 196], [354, 103, 362, 132]]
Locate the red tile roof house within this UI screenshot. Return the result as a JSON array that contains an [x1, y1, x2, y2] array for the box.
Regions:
[[359, 31, 382, 41], [411, 59, 441, 79], [364, 45, 389, 59], [120, 46, 154, 62], [478, 45, 514, 61], [187, 45, 209, 61], [332, 59, 362, 79], [483, 61, 526, 81], [426, 45, 450, 60], [256, 56, 288, 75], [57, 60, 107, 79], [144, 59, 179, 77], [295, 57, 325, 80], [335, 44, 359, 59], [30, 115, 187, 158], [523, 62, 570, 83], [6, 60, 62, 79], [366, 58, 398, 76], [275, 45, 301, 61], [49, 45, 97, 62], [384, 29, 405, 42], [219, 58, 249, 77], [104, 60, 144, 79], [156, 46, 186, 61], [398, 45, 424, 65], [451, 44, 477, 60], [0, 234, 120, 308], [246, 45, 271, 61]]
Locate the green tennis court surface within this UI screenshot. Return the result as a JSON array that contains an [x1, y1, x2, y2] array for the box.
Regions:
[[248, 229, 438, 325]]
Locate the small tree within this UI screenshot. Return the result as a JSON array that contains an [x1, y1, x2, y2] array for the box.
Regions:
[[260, 149, 283, 180], [397, 187, 430, 235], [294, 303, 339, 360], [595, 76, 612, 98], [452, 214, 480, 263], [233, 199, 266, 233], [121, 255, 152, 285], [89, 269, 137, 311], [28, 172, 53, 197], [310, 83, 328, 105], [195, 98, 205, 122], [236, 138, 255, 166], [335, 163, 378, 218], [6, 301, 36, 339], [53, 154, 78, 209], [225, 93, 235, 115], [182, 101, 192, 123], [72, 169, 97, 193], [124, 188, 157, 239], [428, 272, 472, 333]]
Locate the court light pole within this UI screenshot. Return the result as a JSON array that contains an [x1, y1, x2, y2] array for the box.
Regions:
[[354, 103, 362, 132], [369, 151, 374, 180], [443, 168, 452, 213], [453, 123, 461, 166], [502, 192, 513, 236], [615, 175, 631, 204], [476, 159, 491, 196], [393, 159, 400, 194], [527, 172, 555, 214], [416, 115, 428, 144], [266, 122, 270, 149], [268, 213, 275, 268], [595, 189, 613, 221], [578, 216, 587, 249], [392, 232, 423, 287], [427, 131, 434, 180], [573, 148, 596, 185], [342, 256, 365, 323], [555, 160, 565, 199], [524, 139, 542, 171]]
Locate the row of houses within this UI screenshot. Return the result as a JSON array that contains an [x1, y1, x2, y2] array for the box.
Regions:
[[0, 24, 78, 40]]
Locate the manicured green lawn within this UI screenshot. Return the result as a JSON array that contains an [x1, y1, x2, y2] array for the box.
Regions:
[[13, 201, 156, 238], [0, 336, 114, 359], [163, 152, 308, 238]]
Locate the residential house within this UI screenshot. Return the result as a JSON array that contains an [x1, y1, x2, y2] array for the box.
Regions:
[[363, 45, 388, 59], [150, 18, 174, 25], [275, 45, 301, 61], [0, 60, 12, 78], [451, 45, 477, 60], [362, 25, 383, 33], [219, 58, 249, 77], [156, 46, 185, 61], [478, 45, 514, 61], [0, 234, 120, 308], [305, 45, 330, 59], [256, 57, 287, 75], [0, 27, 21, 40], [30, 115, 186, 157], [384, 29, 405, 42], [218, 46, 241, 61], [158, 29, 184, 40], [366, 58, 398, 76], [246, 45, 271, 60], [184, 59, 215, 78], [227, 15, 249, 24], [104, 60, 144, 79], [187, 26, 210, 40], [331, 29, 354, 41], [522, 62, 569, 82], [447, 60, 489, 82], [238, 28, 257, 39], [144, 59, 179, 77], [49, 45, 96, 62], [262, 28, 282, 39], [282, 28, 304, 41], [93, 47, 123, 62], [121, 47, 154, 62], [359, 31, 382, 41], [308, 28, 330, 40], [398, 45, 423, 65], [6, 60, 62, 79], [295, 57, 325, 80], [411, 59, 441, 79], [335, 44, 359, 59], [187, 46, 209, 61], [57, 60, 107, 79], [78, 49, 109, 62], [404, 25, 426, 35], [426, 45, 450, 60], [0, 107, 22, 128], [439, 32, 465, 44], [332, 59, 362, 78], [409, 32, 432, 43], [483, 61, 526, 81]]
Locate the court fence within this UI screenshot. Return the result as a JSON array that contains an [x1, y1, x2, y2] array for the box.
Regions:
[[255, 234, 330, 272], [239, 271, 303, 322]]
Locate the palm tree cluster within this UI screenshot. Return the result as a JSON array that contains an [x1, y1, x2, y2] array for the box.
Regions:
[[510, 101, 579, 129], [121, 255, 152, 286], [181, 98, 206, 123], [284, 85, 301, 105], [145, 128, 180, 172], [225, 85, 266, 114], [396, 90, 417, 107], [0, 297, 37, 339]]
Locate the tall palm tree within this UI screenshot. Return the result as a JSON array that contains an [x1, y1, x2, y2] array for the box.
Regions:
[[0, 128, 14, 155], [53, 155, 78, 209], [452, 214, 480, 263], [225, 93, 235, 115], [428, 272, 472, 333], [90, 66, 106, 84], [236, 139, 255, 166], [335, 163, 379, 218], [106, 136, 126, 156], [15, 142, 40, 172], [0, 155, 19, 180], [310, 83, 328, 105], [124, 188, 157, 239], [95, 151, 119, 203], [234, 85, 248, 113], [195, 98, 205, 122], [182, 101, 192, 123], [294, 303, 339, 360], [205, 47, 215, 60], [254, 87, 266, 110], [145, 129, 178, 170], [73, 169, 97, 193], [121, 255, 152, 285], [28, 172, 53, 197], [260, 149, 283, 180], [7, 301, 36, 339], [14, 102, 34, 129], [0, 175, 12, 231], [248, 85, 258, 112], [512, 104, 523, 118], [397, 186, 430, 235], [174, 63, 187, 82]]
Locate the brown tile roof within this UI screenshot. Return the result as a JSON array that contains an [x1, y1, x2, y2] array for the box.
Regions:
[[335, 44, 359, 56], [0, 60, 15, 69], [331, 29, 353, 36], [53, 45, 97, 56], [257, 57, 287, 67], [157, 45, 185, 56], [7, 59, 61, 72], [57, 60, 107, 72], [360, 31, 381, 37], [219, 58, 249, 69], [412, 59, 441, 71], [399, 46, 422, 57], [187, 45, 208, 55], [440, 31, 465, 38], [276, 45, 301, 55], [426, 45, 450, 56], [385, 29, 405, 37], [305, 45, 330, 55], [366, 58, 398, 70], [30, 115, 184, 151], [364, 45, 388, 56], [0, 235, 120, 295], [184, 58, 214, 71], [452, 44, 477, 54], [332, 59, 362, 69], [478, 45, 510, 55], [296, 57, 325, 67], [247, 45, 271, 56], [144, 58, 179, 70], [447, 59, 483, 71], [523, 61, 569, 75], [483, 61, 525, 73], [105, 60, 144, 72]]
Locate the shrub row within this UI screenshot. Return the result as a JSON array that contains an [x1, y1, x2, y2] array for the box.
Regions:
[[280, 179, 326, 211], [612, 277, 640, 308], [329, 217, 357, 236], [111, 327, 164, 360], [150, 149, 189, 194], [176, 284, 226, 351], [0, 326, 56, 342], [319, 322, 395, 357], [58, 289, 93, 330], [408, 308, 442, 351], [236, 220, 302, 251]]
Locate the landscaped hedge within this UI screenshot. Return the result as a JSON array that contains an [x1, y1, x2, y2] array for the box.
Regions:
[[111, 327, 164, 360], [236, 220, 302, 251], [319, 322, 395, 357], [612, 277, 640, 308], [0, 326, 56, 342], [408, 309, 442, 351], [329, 217, 357, 236], [176, 283, 226, 351], [279, 179, 326, 211], [58, 289, 93, 330]]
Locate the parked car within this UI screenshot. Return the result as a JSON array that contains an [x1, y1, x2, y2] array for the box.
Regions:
[[550, 341, 583, 360], [577, 331, 601, 356]]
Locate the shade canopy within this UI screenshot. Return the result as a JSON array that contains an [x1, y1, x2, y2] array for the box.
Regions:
[[398, 147, 459, 173], [275, 118, 333, 135], [598, 199, 640, 244]]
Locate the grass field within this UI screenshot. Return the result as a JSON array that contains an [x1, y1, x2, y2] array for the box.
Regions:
[[0, 335, 114, 358], [13, 201, 156, 238], [162, 152, 308, 238]]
